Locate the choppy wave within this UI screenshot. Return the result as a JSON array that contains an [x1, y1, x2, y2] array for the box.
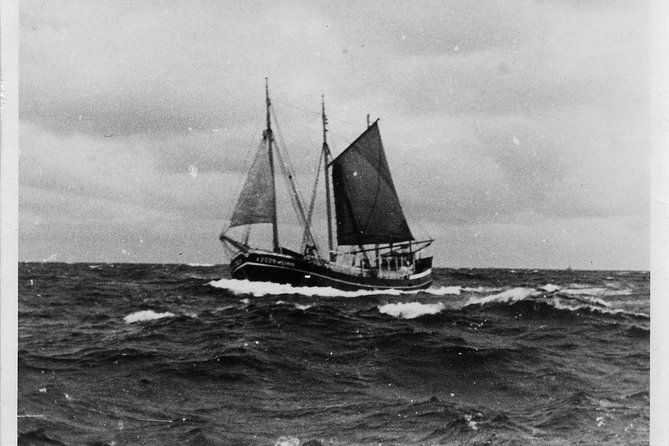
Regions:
[[124, 310, 176, 324], [466, 287, 540, 306], [274, 436, 301, 446], [539, 284, 561, 293], [18, 263, 649, 446], [378, 302, 446, 319], [561, 286, 634, 297], [465, 287, 648, 320], [276, 300, 314, 311], [550, 299, 650, 320], [461, 286, 504, 293], [421, 286, 461, 295]]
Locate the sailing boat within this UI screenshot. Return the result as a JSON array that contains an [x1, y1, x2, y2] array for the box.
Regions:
[[220, 80, 433, 291]]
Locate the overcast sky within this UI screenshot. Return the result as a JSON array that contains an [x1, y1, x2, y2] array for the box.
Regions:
[[19, 0, 650, 269]]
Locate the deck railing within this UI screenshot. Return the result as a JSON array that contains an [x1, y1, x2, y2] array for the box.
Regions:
[[323, 255, 416, 279]]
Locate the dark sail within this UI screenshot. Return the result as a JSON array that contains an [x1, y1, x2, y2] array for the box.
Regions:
[[331, 121, 413, 246], [228, 143, 275, 228]]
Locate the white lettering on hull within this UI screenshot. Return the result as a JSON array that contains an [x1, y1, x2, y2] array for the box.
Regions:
[[254, 256, 296, 268]]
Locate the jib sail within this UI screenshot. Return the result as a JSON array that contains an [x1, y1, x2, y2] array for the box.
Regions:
[[228, 143, 276, 228]]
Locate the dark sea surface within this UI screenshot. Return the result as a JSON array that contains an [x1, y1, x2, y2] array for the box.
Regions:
[[18, 263, 649, 445]]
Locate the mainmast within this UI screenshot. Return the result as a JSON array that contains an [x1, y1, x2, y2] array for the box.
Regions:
[[265, 78, 280, 252], [322, 95, 334, 261]]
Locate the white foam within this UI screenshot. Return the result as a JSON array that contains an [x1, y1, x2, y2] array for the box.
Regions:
[[208, 278, 457, 298], [465, 285, 615, 308], [274, 436, 301, 446], [462, 286, 503, 293], [551, 299, 649, 319], [210, 278, 380, 297], [540, 284, 561, 293], [421, 286, 461, 296], [464, 414, 479, 431], [462, 286, 647, 319], [556, 293, 611, 308], [378, 302, 445, 319], [275, 300, 314, 311], [466, 287, 540, 306], [213, 305, 237, 313], [562, 287, 634, 297], [124, 310, 175, 324], [563, 287, 608, 295], [186, 263, 215, 267]]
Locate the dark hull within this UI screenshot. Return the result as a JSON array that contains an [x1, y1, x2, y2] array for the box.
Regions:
[[230, 251, 432, 291]]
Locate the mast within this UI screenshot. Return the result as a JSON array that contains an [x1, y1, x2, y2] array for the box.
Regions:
[[265, 78, 279, 252], [322, 95, 334, 260], [367, 115, 378, 265]]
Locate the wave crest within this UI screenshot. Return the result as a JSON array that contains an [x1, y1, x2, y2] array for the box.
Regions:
[[378, 302, 445, 319], [124, 310, 176, 324], [275, 300, 314, 311], [466, 287, 540, 306], [465, 287, 648, 320], [422, 286, 461, 296]]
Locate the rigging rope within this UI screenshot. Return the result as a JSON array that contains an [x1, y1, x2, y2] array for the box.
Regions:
[[302, 149, 324, 251], [270, 105, 319, 253]]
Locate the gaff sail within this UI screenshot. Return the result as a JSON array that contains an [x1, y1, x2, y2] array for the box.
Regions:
[[331, 121, 414, 246], [228, 143, 276, 228]]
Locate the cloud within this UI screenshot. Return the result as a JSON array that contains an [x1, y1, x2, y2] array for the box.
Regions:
[[19, 121, 244, 222], [19, 1, 344, 135], [18, 0, 650, 268]]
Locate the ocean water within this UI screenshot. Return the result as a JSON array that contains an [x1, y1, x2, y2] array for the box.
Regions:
[[18, 263, 649, 445]]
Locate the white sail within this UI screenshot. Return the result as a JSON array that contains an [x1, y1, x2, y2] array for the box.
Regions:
[[228, 143, 276, 228]]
